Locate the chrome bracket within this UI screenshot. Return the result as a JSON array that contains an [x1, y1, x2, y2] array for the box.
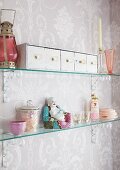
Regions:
[[91, 75, 100, 94], [1, 139, 25, 168], [1, 141, 7, 168], [91, 125, 98, 144], [2, 71, 22, 103]]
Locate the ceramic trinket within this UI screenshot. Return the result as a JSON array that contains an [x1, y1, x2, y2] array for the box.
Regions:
[[42, 97, 71, 129]]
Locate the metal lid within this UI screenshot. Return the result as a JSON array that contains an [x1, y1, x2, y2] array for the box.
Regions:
[[0, 21, 13, 35], [20, 100, 39, 110]]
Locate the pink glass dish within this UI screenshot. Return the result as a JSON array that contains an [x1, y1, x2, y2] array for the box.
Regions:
[[105, 49, 115, 74], [10, 121, 26, 136]]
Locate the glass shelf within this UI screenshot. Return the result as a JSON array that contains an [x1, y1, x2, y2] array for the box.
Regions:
[[0, 67, 120, 76], [0, 117, 120, 142]]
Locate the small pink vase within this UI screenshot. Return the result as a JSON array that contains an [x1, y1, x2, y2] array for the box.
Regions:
[[105, 49, 115, 74], [10, 121, 26, 135]]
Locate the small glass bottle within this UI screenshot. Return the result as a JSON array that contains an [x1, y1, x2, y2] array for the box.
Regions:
[[90, 94, 99, 121]]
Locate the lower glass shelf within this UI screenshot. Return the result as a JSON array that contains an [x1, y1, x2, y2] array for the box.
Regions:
[[0, 67, 120, 76], [0, 117, 120, 141]]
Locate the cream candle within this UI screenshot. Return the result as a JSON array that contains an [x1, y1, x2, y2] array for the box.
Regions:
[[99, 17, 102, 50]]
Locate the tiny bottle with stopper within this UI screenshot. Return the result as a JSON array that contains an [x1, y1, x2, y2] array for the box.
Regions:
[[90, 94, 99, 121]]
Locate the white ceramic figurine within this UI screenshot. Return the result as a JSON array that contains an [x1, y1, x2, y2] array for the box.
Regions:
[[47, 97, 65, 121]]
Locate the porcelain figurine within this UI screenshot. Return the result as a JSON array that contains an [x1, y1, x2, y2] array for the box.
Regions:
[[42, 97, 71, 129]]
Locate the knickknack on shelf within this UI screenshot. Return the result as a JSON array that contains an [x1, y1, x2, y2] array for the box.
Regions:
[[0, 43, 119, 144], [17, 43, 98, 74]]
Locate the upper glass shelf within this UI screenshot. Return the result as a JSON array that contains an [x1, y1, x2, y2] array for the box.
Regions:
[[0, 67, 120, 77], [0, 117, 120, 142]]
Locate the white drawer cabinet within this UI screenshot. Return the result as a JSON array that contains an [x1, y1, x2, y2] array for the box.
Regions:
[[17, 44, 98, 73], [17, 44, 46, 69], [75, 53, 87, 72], [45, 48, 60, 70], [87, 55, 97, 73], [17, 44, 60, 70], [61, 51, 74, 71]]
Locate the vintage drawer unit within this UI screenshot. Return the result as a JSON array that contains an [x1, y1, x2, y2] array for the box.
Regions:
[[17, 44, 60, 70], [61, 51, 75, 71]]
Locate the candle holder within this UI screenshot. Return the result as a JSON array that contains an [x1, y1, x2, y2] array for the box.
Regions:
[[97, 48, 106, 74]]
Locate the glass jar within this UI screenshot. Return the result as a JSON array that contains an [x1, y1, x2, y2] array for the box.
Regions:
[[17, 100, 40, 132]]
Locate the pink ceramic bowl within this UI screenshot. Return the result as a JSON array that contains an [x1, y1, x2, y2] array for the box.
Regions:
[[10, 121, 26, 135]]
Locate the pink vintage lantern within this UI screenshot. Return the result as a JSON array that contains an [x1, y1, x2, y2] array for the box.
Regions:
[[0, 9, 18, 68]]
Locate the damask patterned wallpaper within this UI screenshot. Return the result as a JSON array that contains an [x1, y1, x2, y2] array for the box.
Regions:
[[110, 0, 120, 170], [0, 0, 120, 170]]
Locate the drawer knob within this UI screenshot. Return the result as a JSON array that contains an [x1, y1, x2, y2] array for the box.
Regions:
[[66, 59, 69, 62], [79, 60, 82, 63], [34, 56, 38, 59], [91, 62, 94, 65], [51, 57, 54, 61]]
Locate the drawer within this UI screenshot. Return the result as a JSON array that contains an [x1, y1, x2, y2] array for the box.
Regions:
[[87, 55, 98, 73], [45, 48, 60, 70], [61, 51, 74, 71], [27, 46, 46, 69], [75, 53, 87, 72]]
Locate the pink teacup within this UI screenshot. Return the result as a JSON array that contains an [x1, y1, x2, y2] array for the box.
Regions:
[[10, 121, 26, 135]]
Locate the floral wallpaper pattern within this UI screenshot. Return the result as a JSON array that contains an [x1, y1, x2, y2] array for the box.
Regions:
[[0, 0, 120, 170], [54, 7, 74, 46]]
